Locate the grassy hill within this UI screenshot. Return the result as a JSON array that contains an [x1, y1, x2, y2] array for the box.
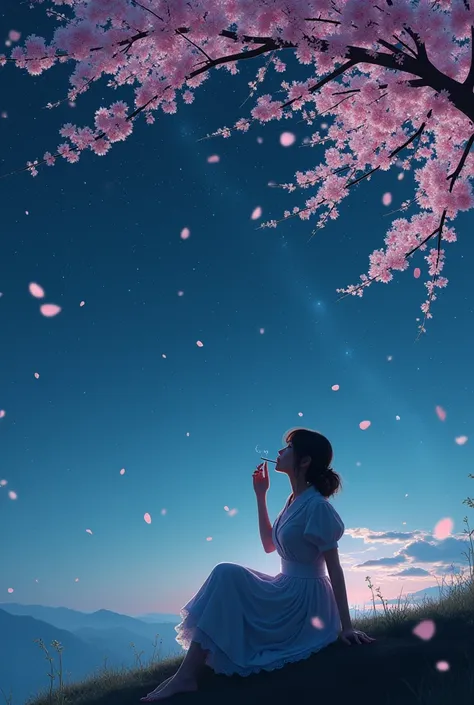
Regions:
[[3, 514, 474, 705]]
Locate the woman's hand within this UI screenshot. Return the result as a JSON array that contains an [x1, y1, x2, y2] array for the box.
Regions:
[[339, 628, 376, 646], [253, 461, 270, 498]]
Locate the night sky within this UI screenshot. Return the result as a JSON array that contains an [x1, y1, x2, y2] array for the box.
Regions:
[[1, 2, 473, 617]]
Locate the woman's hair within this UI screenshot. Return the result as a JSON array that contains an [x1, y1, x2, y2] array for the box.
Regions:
[[284, 427, 342, 498]]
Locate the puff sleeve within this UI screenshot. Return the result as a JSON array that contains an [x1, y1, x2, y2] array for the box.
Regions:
[[303, 498, 345, 551]]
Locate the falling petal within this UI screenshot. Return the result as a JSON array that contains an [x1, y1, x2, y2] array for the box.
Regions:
[[8, 491, 17, 500], [396, 415, 400, 420], [80, 300, 85, 306], [259, 328, 265, 334], [162, 353, 167, 358], [257, 137, 263, 143], [331, 384, 339, 391], [311, 616, 324, 629], [413, 268, 421, 279], [359, 420, 371, 430], [433, 517, 453, 540], [387, 355, 393, 361], [435, 406, 446, 421], [382, 192, 392, 206], [436, 661, 450, 672], [120, 468, 125, 475], [196, 340, 204, 347], [29, 282, 45, 298], [455, 435, 468, 445], [412, 619, 435, 641], [280, 132, 296, 146], [34, 372, 40, 379], [40, 303, 62, 317], [161, 508, 167, 515], [9, 30, 21, 42], [178, 291, 184, 296], [207, 154, 220, 163], [206, 536, 213, 541], [251, 206, 262, 220], [75, 578, 79, 582], [180, 227, 190, 240], [85, 528, 93, 534], [397, 172, 404, 180], [0, 410, 5, 418], [7, 588, 14, 593], [228, 508, 238, 516], [298, 412, 303, 417], [144, 513, 152, 524]]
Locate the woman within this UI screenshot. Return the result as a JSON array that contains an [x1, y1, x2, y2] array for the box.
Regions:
[[140, 427, 375, 702]]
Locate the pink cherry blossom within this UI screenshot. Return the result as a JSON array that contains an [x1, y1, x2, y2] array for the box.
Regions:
[[11, 1, 474, 331], [455, 435, 468, 445]]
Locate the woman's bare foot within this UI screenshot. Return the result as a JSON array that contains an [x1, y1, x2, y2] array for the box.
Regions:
[[140, 676, 174, 701], [139, 674, 198, 702]]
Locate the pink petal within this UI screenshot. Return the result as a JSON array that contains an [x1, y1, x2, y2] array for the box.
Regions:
[[196, 340, 204, 347], [180, 227, 190, 239], [436, 661, 450, 672], [206, 536, 213, 541], [8, 491, 17, 500], [29, 282, 45, 298], [207, 154, 220, 163], [119, 468, 126, 475], [412, 619, 435, 641], [455, 435, 468, 445], [251, 206, 262, 220], [397, 172, 404, 180], [280, 132, 296, 147], [413, 267, 421, 279], [435, 405, 446, 421], [80, 300, 85, 307], [144, 513, 152, 524], [34, 372, 40, 379], [85, 528, 93, 534], [259, 328, 265, 334], [433, 517, 453, 540], [298, 412, 303, 417], [311, 616, 325, 629], [7, 588, 14, 593], [382, 192, 392, 206], [40, 303, 62, 317], [0, 410, 5, 418], [161, 508, 167, 515], [359, 420, 371, 430], [331, 384, 339, 391]]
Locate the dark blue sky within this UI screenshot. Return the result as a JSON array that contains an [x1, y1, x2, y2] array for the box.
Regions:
[[1, 1, 473, 615]]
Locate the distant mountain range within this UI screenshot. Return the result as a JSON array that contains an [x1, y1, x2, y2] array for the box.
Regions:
[[0, 604, 184, 705]]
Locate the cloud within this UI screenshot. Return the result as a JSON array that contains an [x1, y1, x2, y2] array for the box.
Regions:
[[345, 528, 422, 544], [388, 567, 432, 577], [356, 555, 407, 567], [401, 536, 469, 564]]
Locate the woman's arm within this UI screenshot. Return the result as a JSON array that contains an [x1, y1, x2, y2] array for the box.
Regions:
[[256, 495, 276, 553], [323, 547, 352, 630]]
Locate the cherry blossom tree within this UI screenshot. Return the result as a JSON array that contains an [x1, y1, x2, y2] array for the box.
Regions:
[[4, 0, 474, 332]]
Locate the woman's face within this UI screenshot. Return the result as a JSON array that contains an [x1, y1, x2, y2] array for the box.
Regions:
[[275, 442, 295, 473]]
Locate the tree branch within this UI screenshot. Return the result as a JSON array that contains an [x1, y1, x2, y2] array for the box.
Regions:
[[463, 26, 474, 89], [447, 132, 474, 192]]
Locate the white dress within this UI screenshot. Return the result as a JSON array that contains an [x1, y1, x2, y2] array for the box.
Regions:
[[174, 485, 345, 676]]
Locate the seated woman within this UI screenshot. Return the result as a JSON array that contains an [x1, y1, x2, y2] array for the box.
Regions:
[[141, 427, 375, 702]]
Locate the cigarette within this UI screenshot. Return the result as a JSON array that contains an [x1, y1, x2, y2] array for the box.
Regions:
[[260, 457, 277, 463]]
